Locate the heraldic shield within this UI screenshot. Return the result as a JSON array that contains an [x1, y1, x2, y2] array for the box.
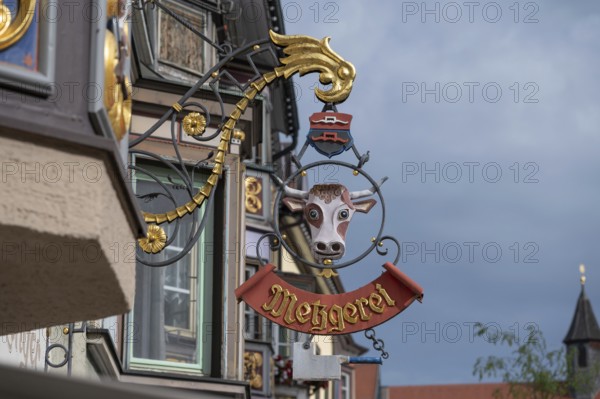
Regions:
[[307, 112, 354, 158]]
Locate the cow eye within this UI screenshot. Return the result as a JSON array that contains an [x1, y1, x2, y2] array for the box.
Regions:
[[338, 209, 349, 220], [308, 209, 319, 220]]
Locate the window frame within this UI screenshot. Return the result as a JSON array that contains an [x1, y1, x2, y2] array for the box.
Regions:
[[340, 371, 351, 399], [244, 262, 274, 343], [153, 0, 217, 80], [124, 157, 214, 375], [274, 326, 309, 360]]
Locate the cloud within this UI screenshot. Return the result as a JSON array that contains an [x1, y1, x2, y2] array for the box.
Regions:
[[281, 0, 600, 385]]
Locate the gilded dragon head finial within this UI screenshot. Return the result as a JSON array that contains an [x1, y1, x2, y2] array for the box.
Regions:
[[269, 30, 356, 104]]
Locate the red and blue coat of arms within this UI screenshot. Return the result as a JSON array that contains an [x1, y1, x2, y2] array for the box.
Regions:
[[307, 112, 354, 158]]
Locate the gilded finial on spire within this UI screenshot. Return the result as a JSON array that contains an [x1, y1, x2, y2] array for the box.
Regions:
[[579, 263, 586, 286]]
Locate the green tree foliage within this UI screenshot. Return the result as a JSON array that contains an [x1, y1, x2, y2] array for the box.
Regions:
[[472, 323, 598, 399]]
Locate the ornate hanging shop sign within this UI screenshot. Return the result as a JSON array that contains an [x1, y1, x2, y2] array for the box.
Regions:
[[126, 0, 423, 350], [235, 34, 424, 339]]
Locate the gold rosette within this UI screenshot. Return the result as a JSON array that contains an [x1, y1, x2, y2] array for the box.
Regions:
[[138, 224, 167, 254], [182, 112, 207, 136]]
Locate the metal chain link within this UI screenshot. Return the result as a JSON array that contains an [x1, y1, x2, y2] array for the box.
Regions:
[[364, 328, 389, 360]]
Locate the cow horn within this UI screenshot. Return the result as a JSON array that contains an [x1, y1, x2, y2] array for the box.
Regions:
[[271, 175, 309, 199], [283, 186, 309, 199], [349, 177, 388, 199]]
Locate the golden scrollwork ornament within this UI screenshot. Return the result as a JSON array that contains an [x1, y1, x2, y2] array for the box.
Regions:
[[104, 31, 119, 110], [244, 351, 263, 390], [233, 128, 246, 141], [0, 0, 36, 50], [318, 268, 339, 278], [103, 0, 132, 141], [245, 177, 263, 214], [0, 2, 11, 37]]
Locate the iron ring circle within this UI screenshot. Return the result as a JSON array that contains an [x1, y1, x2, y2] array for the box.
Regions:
[[273, 160, 386, 270], [45, 344, 69, 368]]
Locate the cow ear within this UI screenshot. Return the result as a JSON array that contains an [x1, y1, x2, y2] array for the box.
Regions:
[[282, 197, 305, 213], [353, 199, 377, 213]]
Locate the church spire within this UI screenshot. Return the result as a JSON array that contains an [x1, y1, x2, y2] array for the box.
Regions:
[[564, 264, 600, 344]]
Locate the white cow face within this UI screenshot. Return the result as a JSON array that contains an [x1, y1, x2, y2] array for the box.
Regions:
[[282, 184, 376, 262]]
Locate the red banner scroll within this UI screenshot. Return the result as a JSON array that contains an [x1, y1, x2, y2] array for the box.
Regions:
[[235, 262, 423, 335]]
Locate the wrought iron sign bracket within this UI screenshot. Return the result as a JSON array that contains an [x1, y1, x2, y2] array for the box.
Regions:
[[232, 30, 424, 370], [127, 0, 424, 373], [45, 322, 87, 376]]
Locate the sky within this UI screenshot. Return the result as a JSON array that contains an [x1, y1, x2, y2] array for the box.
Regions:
[[278, 0, 600, 387]]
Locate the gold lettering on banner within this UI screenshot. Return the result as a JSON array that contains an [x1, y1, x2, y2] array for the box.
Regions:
[[311, 300, 328, 332], [355, 297, 371, 321], [329, 305, 344, 332], [296, 302, 312, 323], [343, 303, 359, 324], [369, 293, 385, 314], [262, 284, 284, 312], [260, 283, 399, 333], [376, 283, 396, 306], [283, 290, 298, 324], [262, 284, 298, 323]]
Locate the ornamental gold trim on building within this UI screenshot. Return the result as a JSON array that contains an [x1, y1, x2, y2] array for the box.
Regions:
[[0, 0, 36, 50]]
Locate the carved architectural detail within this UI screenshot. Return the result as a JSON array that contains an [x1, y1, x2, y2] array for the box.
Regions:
[[244, 351, 264, 389], [245, 177, 263, 215], [0, 0, 36, 50]]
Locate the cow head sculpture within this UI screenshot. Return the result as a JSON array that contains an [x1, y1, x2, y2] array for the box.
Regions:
[[281, 178, 387, 263]]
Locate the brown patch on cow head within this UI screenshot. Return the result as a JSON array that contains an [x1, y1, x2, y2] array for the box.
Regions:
[[309, 184, 349, 205], [304, 203, 323, 229], [337, 221, 350, 240]]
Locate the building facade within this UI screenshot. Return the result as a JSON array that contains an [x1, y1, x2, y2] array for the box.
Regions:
[[0, 1, 376, 398]]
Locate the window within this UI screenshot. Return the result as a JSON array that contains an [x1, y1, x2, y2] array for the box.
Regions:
[[277, 327, 297, 359], [244, 264, 273, 342], [275, 326, 310, 359], [127, 162, 214, 374], [156, 0, 216, 81], [578, 344, 587, 368], [340, 371, 350, 399]]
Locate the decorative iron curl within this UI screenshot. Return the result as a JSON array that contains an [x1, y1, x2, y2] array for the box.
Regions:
[[375, 235, 401, 265], [255, 232, 283, 267], [128, 9, 356, 264]]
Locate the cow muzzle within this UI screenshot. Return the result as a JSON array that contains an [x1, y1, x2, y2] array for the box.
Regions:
[[312, 241, 345, 261]]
